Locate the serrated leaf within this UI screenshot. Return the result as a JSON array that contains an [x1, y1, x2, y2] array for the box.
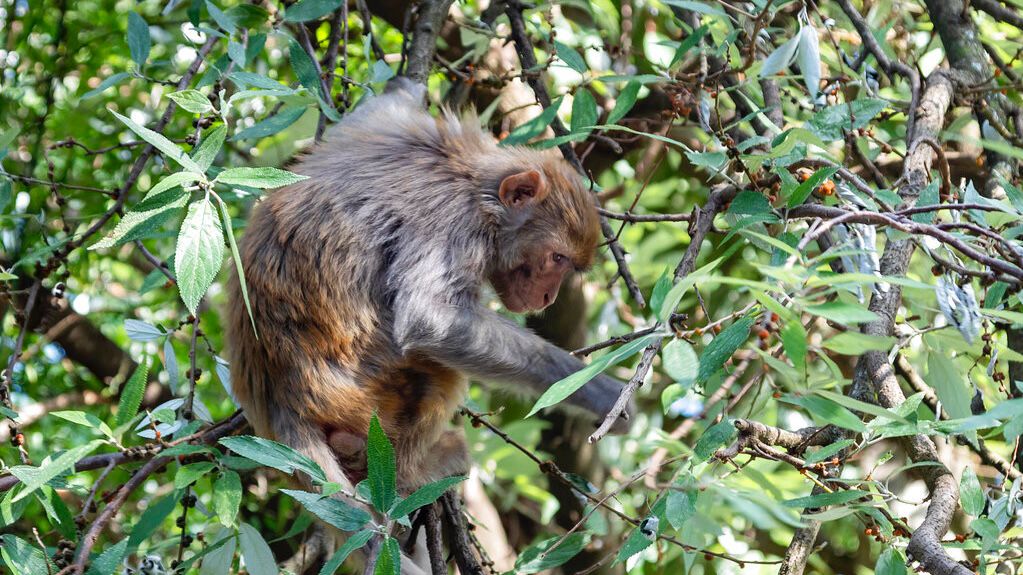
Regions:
[[515, 533, 588, 574], [115, 358, 149, 427], [110, 110, 204, 173], [85, 538, 128, 575], [11, 440, 104, 502], [190, 126, 225, 174], [797, 24, 820, 96], [570, 89, 598, 134], [281, 489, 371, 531], [694, 419, 737, 461], [175, 198, 224, 313], [142, 171, 200, 202], [554, 41, 587, 74], [661, 338, 698, 390], [367, 415, 396, 513], [205, 0, 237, 34], [91, 186, 189, 249], [285, 0, 343, 22], [214, 167, 308, 189], [0, 535, 53, 575], [214, 470, 242, 527], [238, 523, 276, 575], [528, 334, 659, 417], [665, 486, 697, 531], [319, 530, 373, 575], [960, 466, 984, 516], [804, 300, 879, 325], [927, 354, 972, 419], [696, 315, 754, 384], [125, 319, 163, 341], [389, 475, 465, 518], [607, 81, 640, 125], [787, 167, 838, 207], [807, 98, 888, 142], [168, 90, 213, 114], [615, 497, 666, 563], [290, 38, 323, 99], [783, 489, 872, 508], [82, 72, 131, 100], [759, 34, 799, 78], [501, 97, 563, 146], [374, 536, 400, 575], [127, 12, 151, 67], [175, 462, 216, 488], [231, 106, 307, 141], [219, 436, 327, 483]]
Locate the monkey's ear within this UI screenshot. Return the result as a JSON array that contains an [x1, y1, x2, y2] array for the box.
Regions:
[[498, 170, 548, 208]]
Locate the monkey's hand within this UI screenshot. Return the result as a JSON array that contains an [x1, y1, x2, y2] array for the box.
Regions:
[[578, 373, 635, 435]]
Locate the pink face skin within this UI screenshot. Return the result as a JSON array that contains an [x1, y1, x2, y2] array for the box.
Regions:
[[491, 249, 575, 313]]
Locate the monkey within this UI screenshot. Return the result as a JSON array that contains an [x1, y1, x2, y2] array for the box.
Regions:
[[225, 77, 632, 500]]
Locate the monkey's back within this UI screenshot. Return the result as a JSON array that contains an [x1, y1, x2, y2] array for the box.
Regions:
[[225, 94, 485, 465]]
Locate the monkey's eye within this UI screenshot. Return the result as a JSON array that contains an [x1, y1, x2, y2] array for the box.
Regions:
[[552, 253, 567, 264]]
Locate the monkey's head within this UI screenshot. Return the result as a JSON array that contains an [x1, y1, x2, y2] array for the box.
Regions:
[[487, 159, 601, 313]]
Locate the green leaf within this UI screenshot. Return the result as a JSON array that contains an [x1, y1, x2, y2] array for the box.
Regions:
[[205, 0, 237, 34], [82, 72, 131, 100], [803, 439, 855, 465], [615, 497, 666, 563], [528, 334, 659, 417], [787, 167, 838, 207], [281, 489, 371, 531], [175, 462, 216, 489], [783, 489, 872, 508], [694, 419, 737, 461], [168, 90, 213, 114], [570, 89, 598, 133], [175, 198, 224, 313], [367, 414, 397, 513], [109, 109, 204, 173], [214, 167, 309, 189], [126, 12, 151, 67], [231, 106, 307, 141], [607, 81, 640, 125], [815, 389, 906, 422], [319, 530, 374, 575], [554, 41, 587, 74], [285, 0, 343, 22], [199, 528, 236, 575], [649, 269, 672, 317], [823, 332, 896, 354], [192, 125, 226, 173], [500, 97, 564, 146], [696, 315, 754, 384], [959, 466, 984, 516], [370, 60, 396, 83], [389, 475, 465, 518], [665, 485, 697, 531], [115, 357, 150, 427], [807, 98, 888, 142], [0, 535, 53, 575], [11, 440, 104, 502], [238, 522, 276, 575], [374, 536, 400, 575], [804, 301, 879, 325], [85, 538, 128, 575], [671, 24, 707, 67], [214, 470, 242, 527], [128, 491, 180, 549], [661, 338, 698, 390], [876, 547, 908, 575], [780, 320, 807, 372], [90, 186, 189, 250], [219, 436, 327, 483], [290, 39, 324, 99], [515, 533, 588, 574], [927, 354, 972, 419], [788, 395, 866, 432], [143, 172, 201, 202], [215, 195, 258, 337]]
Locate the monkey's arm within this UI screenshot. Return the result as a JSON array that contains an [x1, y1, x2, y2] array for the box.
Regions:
[[395, 301, 630, 430]]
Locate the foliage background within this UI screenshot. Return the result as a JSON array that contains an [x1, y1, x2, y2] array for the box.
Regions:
[[1, 0, 1023, 574]]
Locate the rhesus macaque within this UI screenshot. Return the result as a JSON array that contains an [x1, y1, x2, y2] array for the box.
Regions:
[[225, 78, 631, 496]]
